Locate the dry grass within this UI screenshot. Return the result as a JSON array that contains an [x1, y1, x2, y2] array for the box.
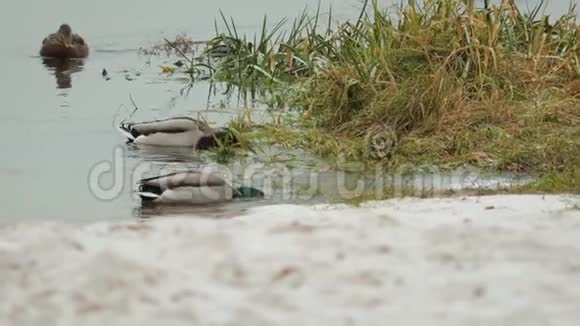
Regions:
[[171, 0, 580, 191]]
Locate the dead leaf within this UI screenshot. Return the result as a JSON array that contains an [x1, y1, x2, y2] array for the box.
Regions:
[[160, 65, 175, 74]]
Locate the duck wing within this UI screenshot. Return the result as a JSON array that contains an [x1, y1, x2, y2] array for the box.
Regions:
[[139, 171, 227, 190], [137, 171, 242, 203], [120, 117, 212, 140], [72, 34, 86, 46], [42, 33, 58, 45]]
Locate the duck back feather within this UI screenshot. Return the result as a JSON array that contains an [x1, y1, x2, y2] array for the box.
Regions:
[[127, 117, 212, 135], [137, 171, 235, 204], [119, 117, 215, 147], [139, 171, 228, 189]]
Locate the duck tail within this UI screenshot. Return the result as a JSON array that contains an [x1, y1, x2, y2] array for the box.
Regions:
[[118, 122, 136, 142], [137, 192, 160, 201], [137, 184, 162, 202]]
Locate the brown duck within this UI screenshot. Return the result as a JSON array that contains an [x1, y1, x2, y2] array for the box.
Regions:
[[40, 24, 89, 58]]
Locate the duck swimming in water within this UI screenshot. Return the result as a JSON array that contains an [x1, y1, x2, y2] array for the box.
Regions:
[[138, 171, 264, 205], [40, 24, 89, 58], [119, 116, 239, 149]]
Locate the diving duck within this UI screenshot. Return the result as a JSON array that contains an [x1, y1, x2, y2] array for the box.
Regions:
[[138, 171, 264, 205], [119, 117, 238, 149], [40, 24, 89, 58]]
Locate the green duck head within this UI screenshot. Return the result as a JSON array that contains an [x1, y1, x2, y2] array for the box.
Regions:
[[234, 186, 265, 199]]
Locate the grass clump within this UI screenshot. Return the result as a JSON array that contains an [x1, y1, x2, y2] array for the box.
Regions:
[[297, 0, 580, 174], [179, 0, 580, 191]]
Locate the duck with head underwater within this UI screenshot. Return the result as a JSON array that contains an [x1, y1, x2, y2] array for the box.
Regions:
[[40, 24, 89, 59], [119, 116, 239, 149], [137, 171, 264, 205]]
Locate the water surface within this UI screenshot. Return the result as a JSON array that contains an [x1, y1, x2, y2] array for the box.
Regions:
[[0, 0, 574, 222]]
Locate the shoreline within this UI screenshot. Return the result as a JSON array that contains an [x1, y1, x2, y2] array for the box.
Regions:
[[1, 194, 579, 325]]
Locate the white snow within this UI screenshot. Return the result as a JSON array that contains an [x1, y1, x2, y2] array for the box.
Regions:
[[1, 194, 580, 326]]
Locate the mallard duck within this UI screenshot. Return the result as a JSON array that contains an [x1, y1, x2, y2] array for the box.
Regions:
[[138, 171, 264, 205], [40, 24, 89, 58], [119, 117, 238, 149]]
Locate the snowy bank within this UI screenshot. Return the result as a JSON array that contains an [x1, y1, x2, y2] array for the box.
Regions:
[[1, 195, 580, 326]]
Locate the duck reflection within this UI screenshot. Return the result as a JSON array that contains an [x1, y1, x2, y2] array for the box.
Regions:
[[42, 58, 84, 89], [126, 143, 204, 163], [134, 201, 255, 219]]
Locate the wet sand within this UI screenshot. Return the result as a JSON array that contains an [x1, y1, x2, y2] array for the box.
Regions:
[[1, 194, 579, 325]]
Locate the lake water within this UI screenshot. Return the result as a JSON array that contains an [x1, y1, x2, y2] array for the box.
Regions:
[[0, 0, 575, 222]]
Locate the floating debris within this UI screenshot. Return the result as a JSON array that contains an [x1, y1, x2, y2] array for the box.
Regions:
[[138, 34, 204, 56], [101, 68, 111, 80], [160, 65, 175, 74]]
